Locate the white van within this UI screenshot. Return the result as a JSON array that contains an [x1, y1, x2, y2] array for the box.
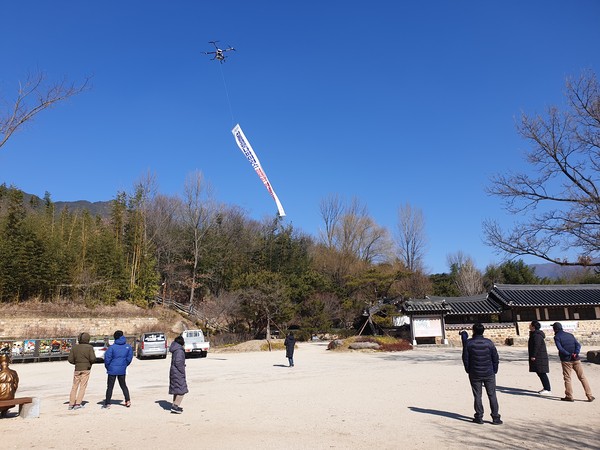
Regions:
[[181, 329, 210, 358]]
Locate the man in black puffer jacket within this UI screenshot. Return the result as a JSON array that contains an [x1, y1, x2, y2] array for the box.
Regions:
[[461, 323, 502, 425]]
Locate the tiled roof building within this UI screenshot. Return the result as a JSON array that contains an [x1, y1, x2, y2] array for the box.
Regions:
[[399, 284, 600, 345]]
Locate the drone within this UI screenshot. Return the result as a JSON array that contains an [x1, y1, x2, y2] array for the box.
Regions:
[[204, 41, 236, 63]]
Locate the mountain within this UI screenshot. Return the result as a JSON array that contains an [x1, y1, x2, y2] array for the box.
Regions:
[[529, 261, 599, 280], [11, 190, 113, 218], [53, 199, 113, 217]]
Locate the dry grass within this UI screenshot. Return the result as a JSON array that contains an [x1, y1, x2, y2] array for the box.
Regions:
[[259, 340, 286, 351], [213, 340, 283, 353], [328, 335, 413, 352], [0, 299, 161, 318]]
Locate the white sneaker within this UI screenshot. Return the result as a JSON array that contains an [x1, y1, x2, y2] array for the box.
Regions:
[[538, 390, 551, 396]]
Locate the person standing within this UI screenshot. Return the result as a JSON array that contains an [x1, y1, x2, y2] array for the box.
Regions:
[[169, 335, 188, 414], [552, 322, 594, 402], [102, 330, 133, 409], [462, 323, 502, 425], [528, 321, 551, 395], [284, 332, 295, 367], [67, 332, 96, 410]]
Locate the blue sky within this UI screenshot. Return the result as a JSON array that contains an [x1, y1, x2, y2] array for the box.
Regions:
[[1, 1, 599, 274]]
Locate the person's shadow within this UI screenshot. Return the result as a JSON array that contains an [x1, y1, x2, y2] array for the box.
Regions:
[[155, 400, 171, 411], [273, 364, 289, 368], [496, 386, 562, 400], [408, 406, 473, 422], [496, 386, 542, 397]]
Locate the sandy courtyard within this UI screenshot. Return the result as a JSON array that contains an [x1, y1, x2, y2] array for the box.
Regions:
[[1, 342, 599, 449]]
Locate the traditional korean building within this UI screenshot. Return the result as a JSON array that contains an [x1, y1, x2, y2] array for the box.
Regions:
[[488, 284, 600, 341], [400, 284, 600, 345]]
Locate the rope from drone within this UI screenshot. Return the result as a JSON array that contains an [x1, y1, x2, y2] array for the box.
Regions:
[[219, 63, 235, 126]]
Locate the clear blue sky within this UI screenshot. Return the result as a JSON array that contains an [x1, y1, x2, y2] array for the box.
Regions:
[[1, 1, 599, 274]]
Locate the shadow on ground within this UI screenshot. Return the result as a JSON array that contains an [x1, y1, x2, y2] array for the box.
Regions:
[[155, 400, 171, 411], [408, 406, 473, 423]]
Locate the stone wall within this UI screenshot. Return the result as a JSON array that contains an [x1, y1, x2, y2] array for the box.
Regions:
[[444, 324, 516, 346], [444, 320, 600, 347], [0, 317, 164, 339]]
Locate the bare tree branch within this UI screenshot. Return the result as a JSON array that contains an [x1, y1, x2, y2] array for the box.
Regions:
[[0, 71, 91, 149], [485, 70, 600, 267]]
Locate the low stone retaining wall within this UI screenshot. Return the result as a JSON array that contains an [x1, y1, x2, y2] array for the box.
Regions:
[[0, 317, 163, 339], [444, 321, 600, 347]]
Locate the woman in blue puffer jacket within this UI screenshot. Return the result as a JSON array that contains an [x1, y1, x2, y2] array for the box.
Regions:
[[102, 330, 133, 408]]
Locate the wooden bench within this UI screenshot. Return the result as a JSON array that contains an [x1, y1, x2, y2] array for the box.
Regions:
[[0, 397, 33, 418]]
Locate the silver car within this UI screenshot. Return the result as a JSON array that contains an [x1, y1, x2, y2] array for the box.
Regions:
[[137, 332, 168, 359]]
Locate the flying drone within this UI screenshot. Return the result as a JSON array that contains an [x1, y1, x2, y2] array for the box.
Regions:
[[204, 41, 236, 63]]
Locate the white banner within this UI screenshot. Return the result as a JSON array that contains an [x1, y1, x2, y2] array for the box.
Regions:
[[413, 316, 443, 337], [231, 124, 286, 217]]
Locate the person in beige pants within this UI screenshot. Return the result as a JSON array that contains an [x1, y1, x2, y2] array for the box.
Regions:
[[552, 322, 594, 402], [67, 332, 97, 410]]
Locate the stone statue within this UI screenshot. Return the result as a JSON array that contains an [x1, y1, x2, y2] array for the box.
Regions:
[[0, 354, 19, 416]]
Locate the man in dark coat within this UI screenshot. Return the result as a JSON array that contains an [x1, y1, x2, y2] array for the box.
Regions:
[[552, 322, 594, 402], [461, 323, 502, 425], [169, 335, 188, 414], [67, 332, 96, 410], [528, 321, 551, 395], [102, 330, 133, 408], [284, 332, 295, 367]]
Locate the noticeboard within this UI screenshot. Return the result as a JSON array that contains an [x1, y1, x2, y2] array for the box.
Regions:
[[413, 316, 443, 338]]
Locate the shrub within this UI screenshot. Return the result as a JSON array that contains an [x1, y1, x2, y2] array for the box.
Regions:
[[260, 341, 285, 351], [328, 335, 412, 352]]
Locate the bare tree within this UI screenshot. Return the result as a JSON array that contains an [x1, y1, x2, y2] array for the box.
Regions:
[[319, 193, 344, 248], [181, 171, 219, 304], [447, 252, 484, 296], [146, 192, 182, 297], [1, 71, 90, 150], [484, 70, 600, 267], [318, 195, 392, 264], [395, 203, 427, 272]]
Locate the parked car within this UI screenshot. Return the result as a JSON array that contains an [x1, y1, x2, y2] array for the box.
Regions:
[[181, 329, 209, 358], [137, 332, 168, 359], [90, 339, 107, 362]]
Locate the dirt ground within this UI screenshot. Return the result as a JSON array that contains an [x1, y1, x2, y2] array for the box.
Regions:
[[2, 342, 599, 449]]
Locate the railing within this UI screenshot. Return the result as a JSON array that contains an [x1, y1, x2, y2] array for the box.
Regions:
[[153, 296, 196, 315], [0, 336, 137, 364]]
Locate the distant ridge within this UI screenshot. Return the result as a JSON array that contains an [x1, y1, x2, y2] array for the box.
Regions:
[[15, 191, 113, 218], [53, 199, 113, 217], [530, 260, 600, 279]]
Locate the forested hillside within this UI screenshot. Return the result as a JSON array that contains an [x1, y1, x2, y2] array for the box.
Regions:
[[1, 183, 598, 338]]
